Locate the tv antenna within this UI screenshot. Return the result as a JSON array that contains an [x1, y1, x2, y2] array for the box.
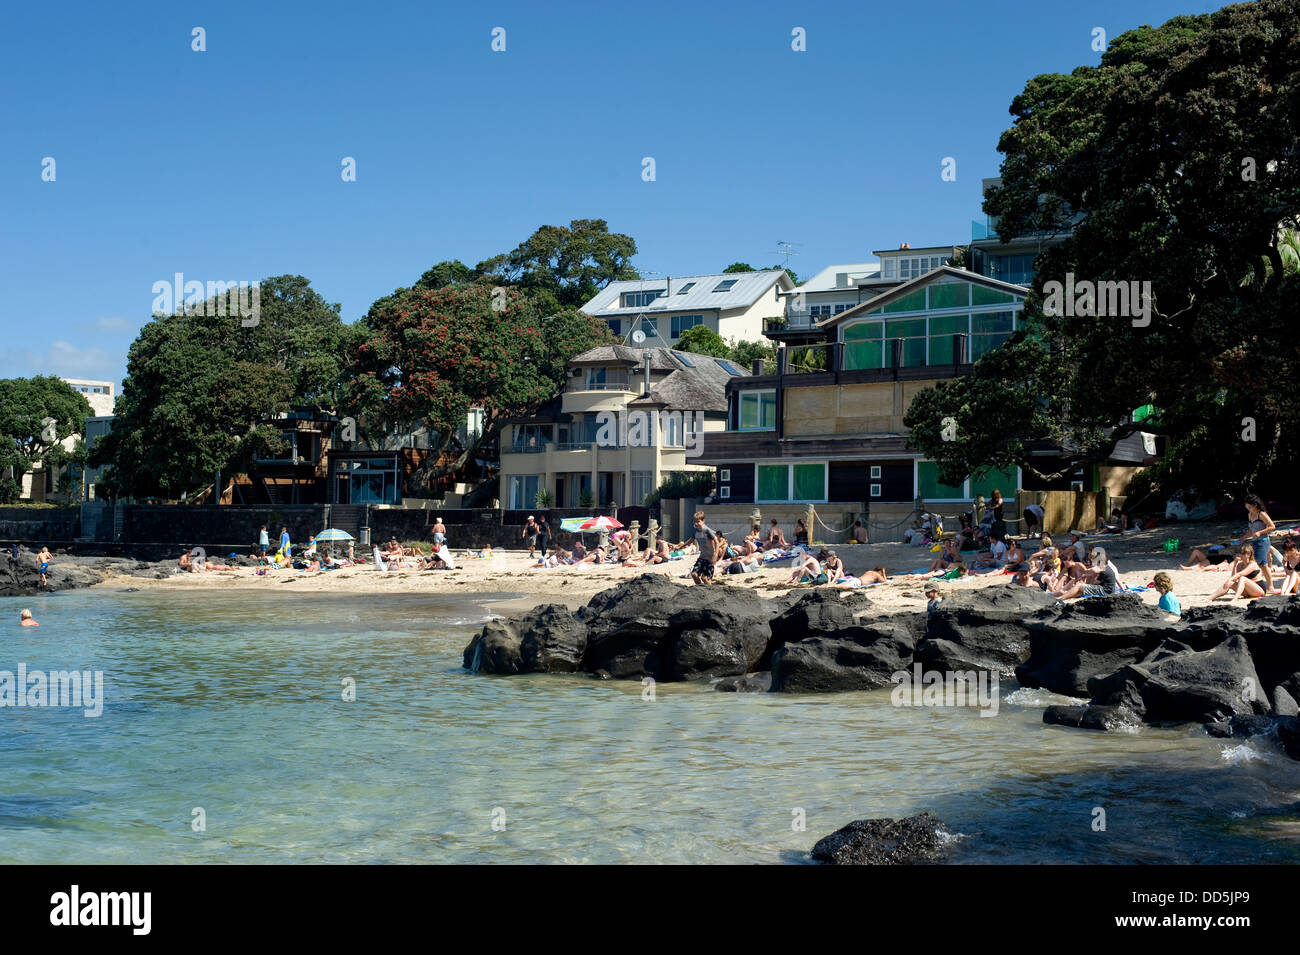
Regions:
[[773, 241, 801, 270]]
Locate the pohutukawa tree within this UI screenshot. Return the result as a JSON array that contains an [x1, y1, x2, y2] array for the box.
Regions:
[[0, 377, 92, 503], [906, 0, 1300, 499]]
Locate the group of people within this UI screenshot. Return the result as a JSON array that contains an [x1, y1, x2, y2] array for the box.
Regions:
[[1178, 495, 1296, 599]]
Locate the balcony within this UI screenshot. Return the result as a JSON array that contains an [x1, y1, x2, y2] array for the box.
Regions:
[[763, 311, 832, 344]]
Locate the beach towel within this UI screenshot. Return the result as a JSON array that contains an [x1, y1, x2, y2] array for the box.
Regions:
[[372, 547, 387, 572], [435, 545, 456, 570]]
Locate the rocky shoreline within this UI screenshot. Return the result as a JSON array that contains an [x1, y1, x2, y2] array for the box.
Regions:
[[0, 550, 187, 597], [463, 576, 1300, 763]]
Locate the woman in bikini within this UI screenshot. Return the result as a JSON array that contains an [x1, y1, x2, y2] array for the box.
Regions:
[[1209, 544, 1267, 601]]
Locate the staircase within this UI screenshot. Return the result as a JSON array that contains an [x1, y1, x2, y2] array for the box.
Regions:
[[330, 505, 366, 541]]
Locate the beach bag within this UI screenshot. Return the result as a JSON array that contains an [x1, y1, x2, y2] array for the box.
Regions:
[[1162, 538, 1180, 552]]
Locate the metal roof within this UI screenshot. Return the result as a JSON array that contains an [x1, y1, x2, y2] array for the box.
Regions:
[[817, 266, 1028, 328], [785, 263, 881, 294], [581, 269, 793, 317]]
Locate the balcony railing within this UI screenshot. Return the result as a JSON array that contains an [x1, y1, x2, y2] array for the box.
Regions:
[[573, 377, 631, 391]]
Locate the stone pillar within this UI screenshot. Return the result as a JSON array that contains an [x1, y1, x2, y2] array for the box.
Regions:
[[630, 519, 640, 549], [647, 518, 659, 550], [805, 503, 816, 544]]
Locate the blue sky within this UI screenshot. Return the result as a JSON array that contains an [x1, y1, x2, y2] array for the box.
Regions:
[[0, 0, 1223, 389]]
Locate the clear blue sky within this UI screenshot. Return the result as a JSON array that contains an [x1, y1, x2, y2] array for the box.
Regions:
[[0, 0, 1223, 389]]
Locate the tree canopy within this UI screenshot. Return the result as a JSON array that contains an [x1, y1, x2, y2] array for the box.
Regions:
[[907, 0, 1300, 498], [0, 377, 92, 503], [91, 276, 355, 499], [476, 219, 639, 310]]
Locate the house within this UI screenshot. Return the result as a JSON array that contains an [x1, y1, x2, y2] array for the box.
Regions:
[[499, 344, 748, 510], [13, 379, 115, 502], [969, 176, 1080, 286], [767, 247, 958, 345], [580, 270, 794, 345], [698, 265, 1159, 530]]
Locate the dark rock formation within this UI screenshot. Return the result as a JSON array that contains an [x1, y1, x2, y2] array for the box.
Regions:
[[713, 673, 772, 692], [917, 585, 1058, 676], [462, 604, 586, 675], [811, 813, 950, 865], [770, 622, 917, 693]]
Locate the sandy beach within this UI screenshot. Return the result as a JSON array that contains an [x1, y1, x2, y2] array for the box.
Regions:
[[92, 519, 1296, 618]]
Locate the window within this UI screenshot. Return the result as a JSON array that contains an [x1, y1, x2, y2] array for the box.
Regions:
[[917, 461, 966, 500], [928, 313, 969, 365], [717, 360, 742, 376], [737, 390, 777, 430], [720, 469, 731, 482], [809, 305, 833, 321], [928, 283, 969, 310], [870, 465, 881, 479], [833, 303, 851, 314], [756, 462, 826, 502], [676, 282, 696, 295], [673, 350, 695, 367], [630, 470, 653, 506], [719, 487, 730, 499], [632, 316, 658, 337], [886, 318, 927, 366], [712, 279, 738, 293], [621, 290, 664, 308], [870, 484, 881, 497], [664, 414, 683, 447], [843, 321, 883, 370], [606, 319, 621, 335], [671, 315, 703, 337], [968, 465, 1019, 503], [882, 289, 927, 314], [971, 311, 1015, 361], [988, 254, 1035, 286]]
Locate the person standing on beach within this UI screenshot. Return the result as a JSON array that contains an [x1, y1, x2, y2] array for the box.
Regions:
[[687, 511, 718, 585], [278, 526, 291, 560], [522, 516, 538, 559], [258, 524, 269, 557], [432, 515, 447, 548], [1244, 494, 1276, 595], [36, 546, 52, 588], [535, 517, 551, 558]]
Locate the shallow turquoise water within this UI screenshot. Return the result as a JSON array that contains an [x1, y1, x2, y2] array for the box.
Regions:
[[2, 587, 1299, 863]]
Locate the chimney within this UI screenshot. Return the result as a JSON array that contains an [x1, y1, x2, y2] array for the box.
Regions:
[[643, 352, 652, 397], [752, 358, 765, 375]]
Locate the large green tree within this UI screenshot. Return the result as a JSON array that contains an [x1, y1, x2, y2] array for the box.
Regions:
[[349, 284, 614, 489], [476, 219, 639, 309], [907, 0, 1300, 497], [0, 377, 92, 503], [91, 276, 355, 499]]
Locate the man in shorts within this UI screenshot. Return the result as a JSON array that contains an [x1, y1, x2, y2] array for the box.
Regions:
[[521, 516, 538, 559], [687, 512, 718, 586]]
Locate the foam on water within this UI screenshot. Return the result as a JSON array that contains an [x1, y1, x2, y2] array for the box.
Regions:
[[1221, 743, 1266, 765]]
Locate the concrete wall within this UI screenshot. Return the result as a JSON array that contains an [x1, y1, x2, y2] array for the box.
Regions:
[[696, 502, 920, 545]]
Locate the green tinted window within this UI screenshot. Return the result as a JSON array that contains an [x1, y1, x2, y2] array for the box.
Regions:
[[792, 464, 825, 501], [928, 283, 969, 310], [973, 311, 1014, 333], [757, 465, 787, 501], [929, 314, 968, 335], [844, 321, 882, 340], [845, 340, 884, 370], [740, 394, 759, 429], [968, 465, 1019, 501], [881, 289, 927, 314], [917, 461, 965, 499], [972, 285, 1015, 306], [760, 392, 777, 428]]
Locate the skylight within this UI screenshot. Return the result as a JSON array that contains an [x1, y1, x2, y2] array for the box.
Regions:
[[717, 360, 742, 376], [712, 279, 738, 292], [674, 351, 695, 367], [676, 282, 696, 295]]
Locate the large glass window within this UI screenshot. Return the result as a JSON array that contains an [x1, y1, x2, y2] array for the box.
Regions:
[[792, 464, 825, 501], [972, 285, 1015, 306], [621, 290, 664, 308], [737, 390, 777, 430], [928, 283, 969, 310], [882, 289, 927, 314], [928, 313, 969, 365], [886, 318, 927, 366], [916, 461, 966, 500], [971, 311, 1015, 361], [843, 321, 883, 370], [757, 465, 787, 501], [756, 463, 826, 501], [670, 314, 703, 337], [968, 465, 1019, 502]]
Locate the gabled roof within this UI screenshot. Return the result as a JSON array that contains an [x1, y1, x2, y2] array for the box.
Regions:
[[817, 266, 1027, 328], [581, 270, 793, 316]]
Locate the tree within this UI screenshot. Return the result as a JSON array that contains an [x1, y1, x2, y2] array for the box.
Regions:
[[909, 0, 1300, 498], [728, 339, 776, 368], [349, 286, 614, 490], [476, 219, 639, 308], [722, 262, 756, 273], [415, 260, 482, 290], [675, 325, 730, 358], [0, 377, 92, 501], [91, 276, 353, 499]]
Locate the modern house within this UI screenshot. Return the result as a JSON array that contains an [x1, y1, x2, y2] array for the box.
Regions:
[[969, 176, 1080, 287], [580, 270, 794, 345], [698, 264, 1158, 530], [767, 246, 959, 346], [499, 344, 747, 510]]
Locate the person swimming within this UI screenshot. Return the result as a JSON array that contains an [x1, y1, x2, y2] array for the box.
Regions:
[[20, 608, 39, 627]]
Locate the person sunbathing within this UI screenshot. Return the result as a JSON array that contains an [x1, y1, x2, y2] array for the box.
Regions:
[[822, 551, 844, 580], [1180, 545, 1236, 570], [625, 539, 672, 568], [575, 545, 608, 565], [785, 552, 821, 585], [1209, 545, 1267, 601], [719, 551, 763, 575], [858, 566, 889, 585], [925, 539, 963, 573], [1004, 539, 1026, 566], [765, 520, 788, 548]]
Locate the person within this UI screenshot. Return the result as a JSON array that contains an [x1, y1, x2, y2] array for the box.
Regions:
[[536, 517, 551, 559], [258, 524, 269, 556], [975, 535, 1009, 568], [279, 526, 291, 560], [303, 535, 318, 558], [1057, 567, 1122, 600], [7, 542, 19, 561], [1209, 544, 1267, 601], [925, 585, 943, 614], [20, 608, 38, 627], [766, 519, 787, 548], [1004, 538, 1026, 567], [686, 512, 718, 585], [1152, 572, 1181, 616], [432, 515, 447, 548], [36, 546, 52, 587], [1244, 494, 1277, 595], [1094, 509, 1126, 534], [521, 516, 539, 559], [822, 550, 844, 581], [1273, 538, 1300, 596], [1068, 530, 1087, 563], [1180, 544, 1235, 570], [793, 519, 809, 546], [1022, 502, 1045, 537], [858, 565, 889, 585], [571, 540, 587, 561], [1010, 562, 1033, 587], [1028, 534, 1056, 571], [785, 550, 823, 585], [849, 520, 868, 544]]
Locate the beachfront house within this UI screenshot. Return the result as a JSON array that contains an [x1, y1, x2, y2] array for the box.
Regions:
[[499, 344, 747, 510], [696, 263, 1158, 534], [579, 270, 794, 345]]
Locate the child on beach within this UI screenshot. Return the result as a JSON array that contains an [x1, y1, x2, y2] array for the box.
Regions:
[[1152, 572, 1181, 616]]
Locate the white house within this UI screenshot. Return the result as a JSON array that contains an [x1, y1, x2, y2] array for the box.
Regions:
[[580, 270, 794, 345]]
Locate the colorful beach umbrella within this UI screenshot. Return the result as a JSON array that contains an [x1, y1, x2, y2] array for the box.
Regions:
[[578, 516, 623, 531], [316, 528, 355, 542]]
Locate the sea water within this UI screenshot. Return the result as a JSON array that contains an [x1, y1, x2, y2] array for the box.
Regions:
[[1, 588, 1299, 864]]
